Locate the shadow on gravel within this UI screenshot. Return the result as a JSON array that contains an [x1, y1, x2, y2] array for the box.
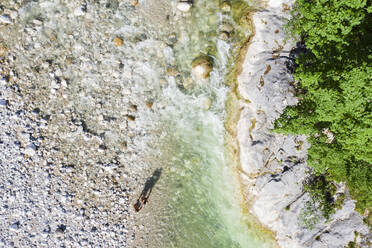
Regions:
[[134, 168, 162, 212]]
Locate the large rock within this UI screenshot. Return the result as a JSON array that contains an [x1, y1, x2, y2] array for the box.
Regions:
[[191, 56, 213, 79], [236, 0, 371, 247]]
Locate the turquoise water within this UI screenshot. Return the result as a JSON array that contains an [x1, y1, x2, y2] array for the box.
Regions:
[[133, 1, 275, 247]]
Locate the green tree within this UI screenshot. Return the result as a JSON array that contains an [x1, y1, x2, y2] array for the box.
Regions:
[[275, 0, 372, 218]]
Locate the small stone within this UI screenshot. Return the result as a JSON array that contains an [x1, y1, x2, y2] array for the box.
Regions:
[[63, 57, 71, 66], [25, 144, 37, 156], [129, 104, 137, 112], [159, 79, 168, 86], [0, 99, 7, 106], [192, 57, 213, 79], [113, 37, 124, 47], [166, 67, 179, 77], [177, 2, 192, 12], [0, 45, 7, 56], [74, 6, 86, 16], [183, 77, 193, 89], [219, 31, 230, 41], [10, 11, 18, 20], [0, 15, 12, 24], [220, 1, 231, 12], [166, 33, 177, 46], [220, 23, 233, 33], [120, 141, 127, 151], [203, 98, 212, 110], [130, 0, 139, 6], [32, 19, 43, 25], [146, 102, 153, 108], [56, 224, 67, 233], [32, 108, 41, 115], [10, 221, 20, 229]]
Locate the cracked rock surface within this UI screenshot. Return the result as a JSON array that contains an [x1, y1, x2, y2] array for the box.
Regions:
[[236, 0, 371, 247]]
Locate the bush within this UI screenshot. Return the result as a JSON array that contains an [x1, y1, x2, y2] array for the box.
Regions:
[[275, 0, 372, 216]]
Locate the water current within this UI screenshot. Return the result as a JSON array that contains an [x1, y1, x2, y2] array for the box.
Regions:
[[130, 0, 275, 247], [1, 0, 275, 246]]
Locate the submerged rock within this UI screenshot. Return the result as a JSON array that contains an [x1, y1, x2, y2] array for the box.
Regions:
[[191, 57, 213, 79], [220, 2, 231, 12], [130, 0, 139, 7], [203, 97, 212, 110], [166, 33, 177, 46], [220, 23, 233, 33], [113, 37, 123, 47], [218, 31, 230, 41]]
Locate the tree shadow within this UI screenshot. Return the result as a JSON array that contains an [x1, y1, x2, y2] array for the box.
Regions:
[[134, 168, 162, 212]]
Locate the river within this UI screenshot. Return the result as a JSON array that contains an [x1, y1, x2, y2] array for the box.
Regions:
[[128, 0, 276, 247]]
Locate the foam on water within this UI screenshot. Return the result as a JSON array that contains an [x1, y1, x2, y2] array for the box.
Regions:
[[130, 1, 275, 247]]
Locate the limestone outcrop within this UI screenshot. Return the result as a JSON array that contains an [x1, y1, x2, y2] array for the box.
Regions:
[[236, 0, 371, 247]]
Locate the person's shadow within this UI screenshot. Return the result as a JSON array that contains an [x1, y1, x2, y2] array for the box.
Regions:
[[134, 168, 162, 212]]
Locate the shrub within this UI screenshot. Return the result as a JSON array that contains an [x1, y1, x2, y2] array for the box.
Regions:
[[275, 0, 372, 217]]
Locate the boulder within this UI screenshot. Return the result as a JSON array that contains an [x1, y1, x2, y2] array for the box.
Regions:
[[191, 57, 213, 79]]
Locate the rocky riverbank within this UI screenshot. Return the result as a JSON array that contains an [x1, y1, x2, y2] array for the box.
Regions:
[[1, 0, 370, 247], [234, 0, 371, 247]]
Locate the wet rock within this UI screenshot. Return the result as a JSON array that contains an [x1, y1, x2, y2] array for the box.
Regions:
[[159, 79, 168, 86], [219, 31, 230, 41], [183, 77, 193, 89], [177, 2, 192, 12], [130, 0, 139, 7], [166, 66, 179, 77], [220, 23, 233, 33], [166, 33, 177, 46], [203, 98, 212, 110], [191, 57, 213, 79], [220, 1, 231, 12]]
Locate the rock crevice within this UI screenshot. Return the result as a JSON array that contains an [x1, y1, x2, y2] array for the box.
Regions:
[[235, 0, 370, 247]]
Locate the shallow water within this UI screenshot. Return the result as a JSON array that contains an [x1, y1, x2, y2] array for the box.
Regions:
[[130, 0, 275, 247], [2, 0, 275, 246], [5, 0, 275, 246]]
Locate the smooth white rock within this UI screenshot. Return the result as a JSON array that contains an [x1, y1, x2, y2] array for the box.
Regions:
[[176, 2, 192, 12], [236, 0, 370, 247], [74, 6, 86, 16], [0, 15, 12, 24]]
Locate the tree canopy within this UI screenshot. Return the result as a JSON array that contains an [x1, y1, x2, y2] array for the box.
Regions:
[[275, 0, 372, 218]]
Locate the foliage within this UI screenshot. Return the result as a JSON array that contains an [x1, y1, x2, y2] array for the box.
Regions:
[[299, 200, 322, 230], [304, 175, 336, 220], [275, 0, 372, 216], [299, 174, 337, 230]]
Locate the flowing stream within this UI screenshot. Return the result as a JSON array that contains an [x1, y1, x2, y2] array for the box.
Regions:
[[2, 0, 276, 246], [129, 0, 275, 247]]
